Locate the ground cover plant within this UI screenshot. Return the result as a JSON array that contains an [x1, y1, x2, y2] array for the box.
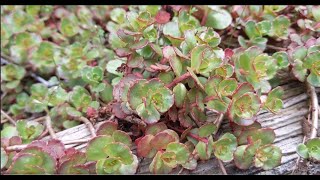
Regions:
[[1, 5, 319, 175]]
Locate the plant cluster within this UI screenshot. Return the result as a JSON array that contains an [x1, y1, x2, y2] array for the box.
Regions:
[[1, 5, 319, 174]]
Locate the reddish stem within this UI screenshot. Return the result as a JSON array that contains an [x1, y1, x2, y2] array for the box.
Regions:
[[200, 7, 209, 26], [166, 72, 191, 88], [188, 133, 208, 143], [167, 125, 208, 143]]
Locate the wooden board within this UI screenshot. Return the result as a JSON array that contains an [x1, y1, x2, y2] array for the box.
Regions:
[[41, 80, 320, 175]]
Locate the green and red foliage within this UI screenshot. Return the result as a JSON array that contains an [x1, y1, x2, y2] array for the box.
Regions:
[[1, 5, 320, 174]]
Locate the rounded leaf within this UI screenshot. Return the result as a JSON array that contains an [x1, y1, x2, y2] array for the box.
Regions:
[[206, 8, 232, 30]]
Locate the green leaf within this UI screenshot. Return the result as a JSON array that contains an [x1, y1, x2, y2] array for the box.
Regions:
[[112, 130, 132, 148], [1, 64, 26, 81], [218, 78, 238, 96], [86, 135, 113, 161], [47, 86, 68, 106], [272, 51, 289, 69], [118, 154, 138, 174], [173, 83, 187, 108], [264, 86, 284, 113], [213, 133, 237, 162], [163, 22, 181, 38], [292, 59, 307, 82], [195, 136, 214, 160], [104, 142, 134, 165], [271, 15, 290, 39], [136, 103, 160, 124], [256, 20, 272, 36], [68, 86, 92, 112], [233, 145, 253, 169], [1, 126, 19, 139], [96, 158, 121, 174], [254, 145, 282, 170], [305, 138, 320, 161], [149, 151, 173, 174], [96, 121, 118, 136], [106, 60, 124, 76], [9, 147, 56, 174], [160, 151, 177, 168], [293, 46, 307, 61], [206, 8, 232, 30], [166, 142, 190, 164], [110, 8, 126, 24], [191, 45, 207, 72], [16, 120, 44, 142], [233, 92, 260, 119], [296, 144, 309, 159], [60, 18, 79, 37], [307, 72, 320, 88], [312, 6, 320, 21], [238, 128, 275, 145], [1, 148, 8, 169], [245, 21, 261, 39], [198, 123, 217, 137]]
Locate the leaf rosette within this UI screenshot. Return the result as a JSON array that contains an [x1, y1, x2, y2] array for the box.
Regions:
[[128, 78, 174, 124]]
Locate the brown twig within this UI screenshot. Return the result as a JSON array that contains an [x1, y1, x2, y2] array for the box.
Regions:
[[1, 109, 16, 125], [266, 44, 287, 51], [76, 117, 97, 138], [218, 159, 228, 175], [30, 116, 47, 122], [306, 82, 318, 139], [46, 115, 57, 139], [166, 72, 191, 88]]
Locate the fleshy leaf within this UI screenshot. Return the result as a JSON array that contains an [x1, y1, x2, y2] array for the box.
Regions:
[[254, 145, 282, 170], [213, 133, 237, 162], [86, 135, 113, 161], [104, 142, 134, 165], [206, 8, 232, 30]]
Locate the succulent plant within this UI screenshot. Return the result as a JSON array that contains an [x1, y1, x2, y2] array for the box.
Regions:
[[2, 5, 319, 175], [297, 138, 320, 161]]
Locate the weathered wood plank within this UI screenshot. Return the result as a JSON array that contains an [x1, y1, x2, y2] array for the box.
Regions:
[[38, 81, 319, 174]]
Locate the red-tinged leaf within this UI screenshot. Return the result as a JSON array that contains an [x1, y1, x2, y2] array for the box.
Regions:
[[123, 29, 142, 36], [129, 39, 149, 50], [238, 128, 276, 145], [151, 131, 177, 150], [137, 134, 157, 158], [115, 48, 132, 57], [57, 151, 87, 174], [224, 48, 234, 60], [168, 106, 178, 122], [149, 43, 163, 56], [163, 46, 176, 59], [180, 127, 193, 141], [113, 74, 142, 101], [112, 102, 128, 119], [178, 112, 195, 128], [86, 107, 97, 118], [116, 29, 134, 43], [9, 136, 22, 146], [155, 10, 171, 24], [96, 121, 118, 136], [26, 139, 65, 160], [145, 122, 168, 136], [173, 47, 190, 60]]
